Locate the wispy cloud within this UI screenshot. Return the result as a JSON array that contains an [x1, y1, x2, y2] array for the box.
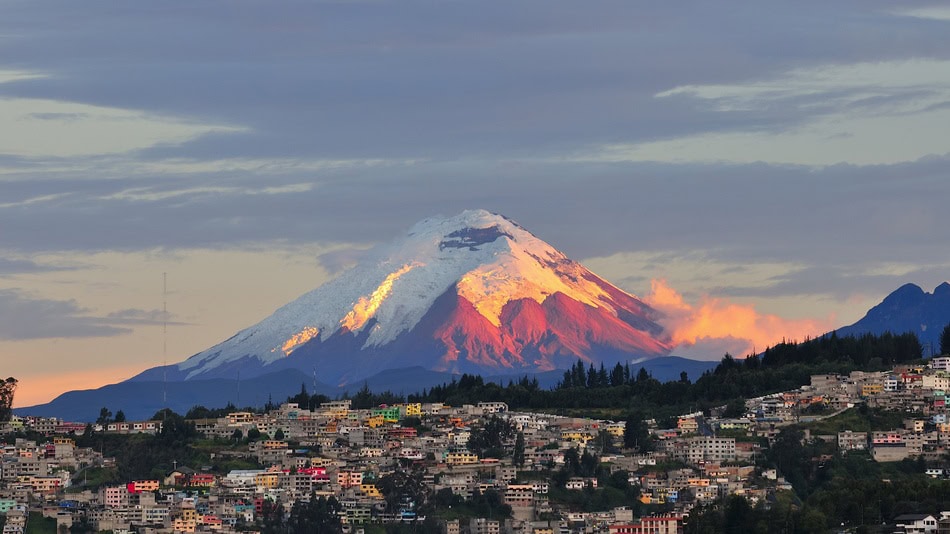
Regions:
[[584, 59, 950, 166], [0, 257, 79, 276], [0, 289, 186, 340], [0, 289, 130, 340]]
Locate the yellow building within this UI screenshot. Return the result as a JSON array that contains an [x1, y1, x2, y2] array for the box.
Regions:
[[677, 417, 699, 434], [402, 403, 422, 417], [320, 400, 351, 418], [310, 457, 333, 468], [173, 518, 197, 533], [861, 384, 883, 396], [130, 480, 160, 492], [359, 484, 382, 498], [254, 472, 279, 489], [180, 509, 199, 522], [445, 452, 479, 466], [227, 412, 255, 425]]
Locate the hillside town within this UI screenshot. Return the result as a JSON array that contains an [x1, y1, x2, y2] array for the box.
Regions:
[[3, 358, 950, 533]]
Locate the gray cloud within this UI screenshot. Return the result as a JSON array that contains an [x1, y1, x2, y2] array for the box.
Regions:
[[0, 258, 79, 276], [0, 0, 948, 317], [0, 291, 190, 340], [1, 1, 949, 162], [103, 308, 190, 327], [0, 289, 130, 340]]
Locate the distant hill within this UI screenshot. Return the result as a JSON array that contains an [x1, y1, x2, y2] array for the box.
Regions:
[[836, 282, 950, 356], [16, 356, 718, 422], [15, 369, 335, 422]]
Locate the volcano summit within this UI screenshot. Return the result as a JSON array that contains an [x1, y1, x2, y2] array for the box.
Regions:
[[135, 210, 673, 386]]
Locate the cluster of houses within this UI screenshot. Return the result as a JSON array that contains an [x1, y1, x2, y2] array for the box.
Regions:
[[1, 358, 950, 533], [797, 358, 950, 465]]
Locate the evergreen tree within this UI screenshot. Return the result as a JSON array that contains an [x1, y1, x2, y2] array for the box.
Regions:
[[289, 383, 310, 407], [513, 432, 525, 467], [96, 407, 112, 425], [610, 363, 625, 387], [623, 412, 654, 452], [941, 323, 950, 355]]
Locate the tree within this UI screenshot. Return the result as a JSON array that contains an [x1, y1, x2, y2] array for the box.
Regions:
[[274, 428, 285, 440], [513, 432, 525, 467], [185, 405, 213, 419], [941, 323, 950, 356], [377, 469, 430, 515], [0, 378, 16, 422], [289, 383, 310, 407], [114, 410, 126, 423], [96, 407, 113, 425], [259, 498, 284, 534], [623, 412, 654, 452], [636, 367, 650, 382], [156, 410, 198, 446], [610, 363, 625, 387], [287, 493, 342, 533], [722, 398, 747, 419], [467, 415, 515, 458]]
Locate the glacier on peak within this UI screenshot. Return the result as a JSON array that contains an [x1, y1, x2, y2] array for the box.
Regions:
[[174, 209, 668, 381]]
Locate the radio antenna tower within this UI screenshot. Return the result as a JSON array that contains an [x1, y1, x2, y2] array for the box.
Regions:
[[163, 272, 168, 414]]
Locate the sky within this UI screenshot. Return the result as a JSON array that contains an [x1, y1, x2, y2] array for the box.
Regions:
[[2, 0, 950, 407]]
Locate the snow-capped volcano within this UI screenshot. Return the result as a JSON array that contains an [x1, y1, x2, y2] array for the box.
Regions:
[[141, 210, 672, 385]]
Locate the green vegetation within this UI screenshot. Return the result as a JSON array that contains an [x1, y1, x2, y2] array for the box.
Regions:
[[24, 512, 56, 534], [429, 488, 512, 521], [800, 405, 911, 435], [71, 409, 259, 486], [688, 417, 950, 533], [70, 466, 120, 489], [286, 494, 343, 533], [623, 412, 654, 452], [466, 415, 515, 459], [941, 322, 950, 356], [0, 377, 16, 422]]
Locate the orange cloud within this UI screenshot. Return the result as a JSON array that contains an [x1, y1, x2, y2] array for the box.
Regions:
[[12, 365, 144, 408], [644, 279, 834, 357]]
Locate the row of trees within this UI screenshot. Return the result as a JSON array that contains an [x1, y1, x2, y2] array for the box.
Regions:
[[405, 332, 923, 416]]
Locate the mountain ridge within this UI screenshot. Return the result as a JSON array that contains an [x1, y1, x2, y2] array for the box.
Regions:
[[835, 281, 950, 354]]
